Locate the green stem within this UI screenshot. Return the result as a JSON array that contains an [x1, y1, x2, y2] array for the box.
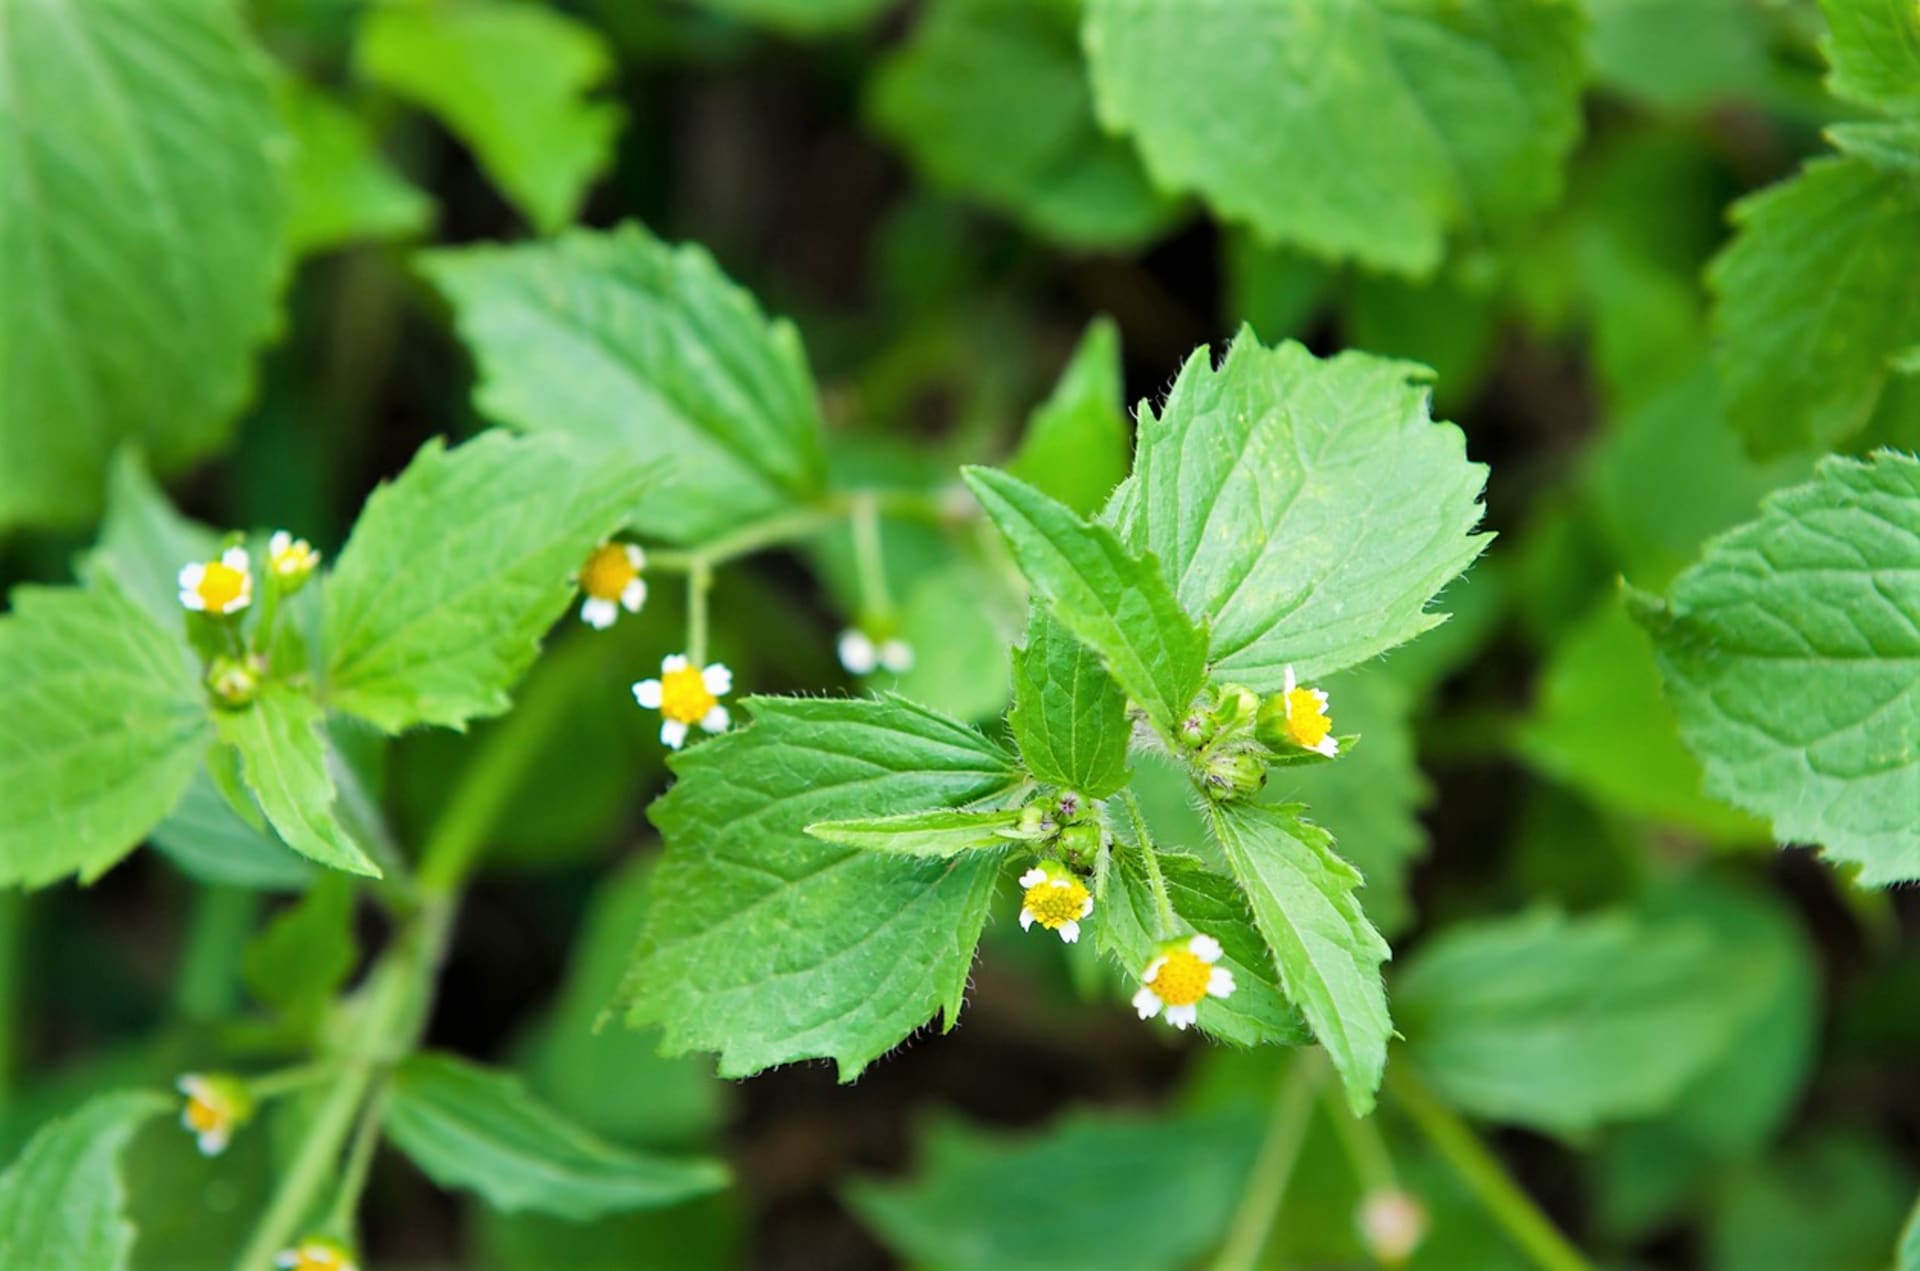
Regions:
[[232, 902, 450, 1271], [1387, 1062, 1594, 1271], [0, 891, 23, 1115], [1213, 1051, 1326, 1271], [414, 648, 594, 896], [1120, 790, 1178, 936], [1325, 1081, 1399, 1193], [647, 503, 844, 575], [174, 886, 260, 1021], [686, 563, 712, 667], [323, 1083, 390, 1239], [248, 1063, 332, 1101], [851, 491, 893, 618]]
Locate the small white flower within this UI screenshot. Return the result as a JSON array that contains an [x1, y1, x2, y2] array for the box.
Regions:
[[1017, 861, 1093, 943], [577, 542, 647, 630], [1358, 1189, 1429, 1265], [878, 638, 914, 673], [275, 1237, 359, 1271], [1132, 933, 1236, 1029], [633, 655, 732, 749], [838, 629, 878, 675], [176, 1073, 253, 1156], [266, 531, 321, 587], [839, 629, 915, 676], [178, 547, 254, 615]]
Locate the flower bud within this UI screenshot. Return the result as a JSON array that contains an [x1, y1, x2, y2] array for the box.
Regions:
[[1202, 751, 1268, 801], [206, 655, 261, 708], [1356, 1189, 1428, 1266]]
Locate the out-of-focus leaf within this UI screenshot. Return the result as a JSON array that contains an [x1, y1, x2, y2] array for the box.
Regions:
[[871, 0, 1173, 247], [1709, 1133, 1915, 1271], [0, 586, 209, 887], [1519, 600, 1764, 841], [356, 0, 621, 233], [150, 770, 314, 892], [691, 0, 892, 35], [281, 79, 433, 255], [847, 1110, 1260, 1271], [0, 0, 288, 531], [242, 875, 357, 1019], [385, 1053, 728, 1220], [1083, 0, 1584, 274], [1586, 0, 1774, 109], [1007, 318, 1132, 516], [0, 1091, 168, 1271]]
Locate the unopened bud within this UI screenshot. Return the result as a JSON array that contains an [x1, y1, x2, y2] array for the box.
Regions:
[[1357, 1189, 1428, 1266], [206, 656, 261, 707], [1203, 751, 1267, 801]]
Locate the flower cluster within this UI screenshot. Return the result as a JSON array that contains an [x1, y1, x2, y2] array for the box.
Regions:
[[1177, 665, 1339, 802], [1133, 934, 1236, 1030]]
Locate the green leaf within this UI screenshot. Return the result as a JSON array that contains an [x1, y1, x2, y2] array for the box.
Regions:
[[1009, 606, 1131, 799], [385, 1052, 728, 1220], [421, 225, 827, 544], [1097, 850, 1308, 1047], [1822, 0, 1920, 117], [847, 1110, 1260, 1271], [1082, 0, 1584, 275], [806, 807, 1025, 857], [520, 859, 728, 1148], [215, 687, 379, 877], [1272, 667, 1428, 938], [619, 696, 1021, 1079], [893, 556, 1018, 723], [1902, 1189, 1920, 1271], [1111, 332, 1488, 687], [0, 1091, 169, 1271], [323, 432, 650, 733], [870, 0, 1173, 248], [1006, 318, 1133, 516], [149, 769, 314, 892], [1398, 907, 1774, 1136], [281, 78, 433, 256], [690, 0, 892, 35], [242, 875, 358, 1017], [1641, 453, 1920, 884], [1585, 0, 1773, 110], [1710, 1133, 1916, 1271], [1709, 156, 1920, 456], [963, 466, 1207, 736], [0, 585, 209, 887], [0, 0, 288, 531], [82, 451, 218, 633], [1519, 600, 1764, 841], [356, 0, 621, 233], [1207, 804, 1391, 1113], [1589, 365, 1815, 588], [1831, 120, 1920, 177]]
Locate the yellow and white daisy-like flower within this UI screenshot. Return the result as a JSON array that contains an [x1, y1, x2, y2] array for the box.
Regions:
[[275, 1237, 359, 1271], [178, 547, 254, 616], [837, 629, 914, 676], [577, 542, 647, 630], [176, 1073, 254, 1156], [1132, 934, 1236, 1030], [632, 655, 732, 749], [267, 531, 321, 587], [1018, 861, 1093, 943], [1275, 664, 1337, 757]]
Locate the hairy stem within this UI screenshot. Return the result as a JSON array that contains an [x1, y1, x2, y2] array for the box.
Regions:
[[1387, 1062, 1594, 1271], [1214, 1050, 1326, 1271], [1120, 790, 1178, 936], [1326, 1081, 1399, 1193], [686, 562, 712, 667], [851, 490, 893, 618]]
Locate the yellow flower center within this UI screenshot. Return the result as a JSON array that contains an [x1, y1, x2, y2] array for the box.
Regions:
[[1147, 949, 1213, 1007], [1284, 687, 1331, 750], [195, 561, 248, 612], [1022, 877, 1089, 929], [184, 1095, 227, 1135], [580, 543, 637, 601], [659, 665, 717, 724]]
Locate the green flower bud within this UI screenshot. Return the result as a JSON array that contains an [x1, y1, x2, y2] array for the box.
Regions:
[[205, 655, 261, 708], [1057, 821, 1102, 867], [1202, 751, 1268, 802]]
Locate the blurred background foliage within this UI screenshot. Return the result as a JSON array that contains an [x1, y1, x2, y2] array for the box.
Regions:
[[0, 0, 1916, 1267]]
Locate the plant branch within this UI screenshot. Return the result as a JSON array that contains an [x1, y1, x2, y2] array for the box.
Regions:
[[1120, 790, 1178, 936], [1213, 1050, 1326, 1271], [1386, 1061, 1594, 1271]]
